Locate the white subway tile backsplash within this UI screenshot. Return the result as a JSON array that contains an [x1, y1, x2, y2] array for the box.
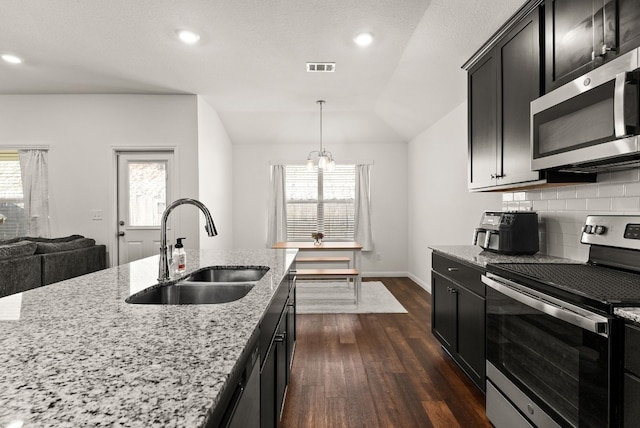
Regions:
[[557, 186, 577, 199], [586, 198, 611, 211], [525, 191, 541, 200], [598, 183, 625, 197], [576, 184, 599, 198], [607, 169, 640, 183], [625, 182, 640, 196], [612, 197, 640, 211], [532, 200, 548, 211], [519, 201, 533, 211], [566, 198, 586, 211], [507, 201, 520, 211], [547, 199, 567, 211], [499, 169, 640, 260]]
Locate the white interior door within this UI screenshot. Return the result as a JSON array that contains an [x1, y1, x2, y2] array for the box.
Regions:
[[117, 151, 173, 265]]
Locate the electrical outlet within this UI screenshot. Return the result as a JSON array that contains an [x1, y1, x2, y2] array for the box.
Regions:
[[91, 210, 103, 221], [376, 253, 382, 261]]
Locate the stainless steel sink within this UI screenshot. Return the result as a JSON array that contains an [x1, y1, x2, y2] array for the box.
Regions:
[[125, 266, 269, 305], [185, 266, 269, 283], [126, 282, 255, 305]]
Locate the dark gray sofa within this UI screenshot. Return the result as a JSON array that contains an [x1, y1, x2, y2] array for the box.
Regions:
[[0, 235, 106, 298]]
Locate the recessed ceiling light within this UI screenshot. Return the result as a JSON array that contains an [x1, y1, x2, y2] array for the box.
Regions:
[[354, 32, 374, 47], [176, 29, 200, 45], [2, 54, 23, 64]]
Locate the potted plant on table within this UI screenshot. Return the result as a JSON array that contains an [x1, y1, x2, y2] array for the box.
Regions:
[[311, 232, 324, 246]]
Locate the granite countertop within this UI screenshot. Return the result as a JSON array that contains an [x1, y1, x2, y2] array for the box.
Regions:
[[615, 308, 640, 324], [429, 245, 579, 268], [0, 248, 297, 428]]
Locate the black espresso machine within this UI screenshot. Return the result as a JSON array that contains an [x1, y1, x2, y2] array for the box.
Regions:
[[472, 211, 539, 255]]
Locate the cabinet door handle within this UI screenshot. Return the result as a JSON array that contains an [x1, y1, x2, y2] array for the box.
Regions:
[[274, 333, 286, 343], [447, 267, 459, 272]]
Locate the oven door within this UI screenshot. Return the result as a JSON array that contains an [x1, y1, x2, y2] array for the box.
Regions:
[[483, 273, 618, 428]]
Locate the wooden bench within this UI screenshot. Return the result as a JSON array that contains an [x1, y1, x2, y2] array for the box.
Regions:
[[295, 268, 361, 304], [295, 256, 351, 264]]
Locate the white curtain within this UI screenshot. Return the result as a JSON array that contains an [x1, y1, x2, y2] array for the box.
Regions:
[[18, 150, 51, 237], [267, 164, 287, 247], [354, 164, 373, 251]]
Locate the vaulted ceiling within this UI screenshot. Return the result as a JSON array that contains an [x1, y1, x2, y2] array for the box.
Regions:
[[0, 0, 524, 146]]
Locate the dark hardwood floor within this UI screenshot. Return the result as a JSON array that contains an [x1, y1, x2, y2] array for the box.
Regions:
[[280, 277, 491, 428]]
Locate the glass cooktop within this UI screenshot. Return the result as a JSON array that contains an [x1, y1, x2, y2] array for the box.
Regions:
[[487, 262, 640, 313]]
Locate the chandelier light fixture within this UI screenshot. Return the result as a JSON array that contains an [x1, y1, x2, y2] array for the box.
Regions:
[[306, 100, 335, 171]]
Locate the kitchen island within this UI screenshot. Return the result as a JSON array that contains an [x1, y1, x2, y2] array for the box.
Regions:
[[0, 248, 297, 427]]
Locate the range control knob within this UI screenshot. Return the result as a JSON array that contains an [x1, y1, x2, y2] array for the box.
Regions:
[[583, 225, 594, 234], [594, 225, 607, 235]]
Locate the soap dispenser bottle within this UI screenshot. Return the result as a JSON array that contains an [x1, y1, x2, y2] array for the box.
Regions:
[[173, 237, 187, 273]]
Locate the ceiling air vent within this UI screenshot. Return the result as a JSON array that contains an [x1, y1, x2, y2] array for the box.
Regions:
[[306, 62, 336, 72]]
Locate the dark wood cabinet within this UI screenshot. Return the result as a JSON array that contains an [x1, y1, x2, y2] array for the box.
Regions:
[[260, 271, 296, 428], [431, 252, 486, 392], [498, 12, 542, 185], [468, 53, 497, 190], [467, 4, 541, 190], [624, 323, 640, 426], [544, 0, 640, 92]]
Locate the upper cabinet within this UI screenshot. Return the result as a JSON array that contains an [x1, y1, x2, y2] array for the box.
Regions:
[[465, 0, 604, 191], [545, 0, 640, 92], [468, 5, 542, 190]]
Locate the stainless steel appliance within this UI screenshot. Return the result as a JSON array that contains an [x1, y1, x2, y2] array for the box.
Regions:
[[483, 215, 640, 427], [473, 211, 539, 255], [531, 47, 640, 173]]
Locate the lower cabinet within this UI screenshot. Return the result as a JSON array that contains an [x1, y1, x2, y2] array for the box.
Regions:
[[431, 252, 486, 392], [260, 271, 296, 428], [624, 323, 640, 426]]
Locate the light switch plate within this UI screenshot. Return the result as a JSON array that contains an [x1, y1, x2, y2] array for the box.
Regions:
[[91, 210, 103, 221]]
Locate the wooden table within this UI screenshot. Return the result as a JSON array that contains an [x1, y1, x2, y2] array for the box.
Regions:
[[272, 241, 363, 303]]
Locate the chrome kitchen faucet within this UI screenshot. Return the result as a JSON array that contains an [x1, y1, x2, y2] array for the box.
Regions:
[[158, 198, 217, 282]]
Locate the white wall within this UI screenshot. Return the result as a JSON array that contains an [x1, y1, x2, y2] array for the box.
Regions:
[[0, 94, 201, 266], [407, 101, 502, 290], [232, 142, 409, 276], [197, 97, 234, 250]]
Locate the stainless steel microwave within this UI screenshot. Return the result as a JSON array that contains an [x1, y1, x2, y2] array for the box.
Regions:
[[531, 47, 640, 172]]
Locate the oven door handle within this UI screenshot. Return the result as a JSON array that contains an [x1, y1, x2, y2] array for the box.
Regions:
[[482, 274, 610, 337]]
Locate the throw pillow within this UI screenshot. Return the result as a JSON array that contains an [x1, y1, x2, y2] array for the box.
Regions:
[[0, 241, 38, 260], [33, 238, 96, 254], [23, 235, 84, 243]]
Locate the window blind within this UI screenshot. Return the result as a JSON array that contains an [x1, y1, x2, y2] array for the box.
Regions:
[[285, 165, 355, 241]]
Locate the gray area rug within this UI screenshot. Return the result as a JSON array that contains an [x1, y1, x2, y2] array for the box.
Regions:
[[296, 281, 408, 314]]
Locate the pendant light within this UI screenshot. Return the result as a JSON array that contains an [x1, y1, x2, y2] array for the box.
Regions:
[[306, 100, 335, 171]]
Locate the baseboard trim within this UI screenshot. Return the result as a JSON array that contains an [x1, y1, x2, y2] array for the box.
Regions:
[[362, 271, 408, 278], [408, 273, 431, 293]]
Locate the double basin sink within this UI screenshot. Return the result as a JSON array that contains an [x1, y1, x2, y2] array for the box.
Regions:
[[126, 266, 269, 305]]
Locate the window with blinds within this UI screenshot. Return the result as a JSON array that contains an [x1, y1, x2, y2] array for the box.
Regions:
[[0, 151, 26, 239], [285, 164, 355, 241]]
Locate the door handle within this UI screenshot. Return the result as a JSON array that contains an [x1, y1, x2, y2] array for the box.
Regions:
[[118, 231, 125, 237], [119, 220, 125, 226]]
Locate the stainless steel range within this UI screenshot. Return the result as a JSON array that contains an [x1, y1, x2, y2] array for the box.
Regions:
[[483, 215, 640, 428]]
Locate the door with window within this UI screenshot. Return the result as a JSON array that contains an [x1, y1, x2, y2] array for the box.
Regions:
[[117, 151, 173, 265]]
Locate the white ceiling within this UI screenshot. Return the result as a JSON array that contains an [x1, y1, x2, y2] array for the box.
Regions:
[[0, 0, 524, 146]]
